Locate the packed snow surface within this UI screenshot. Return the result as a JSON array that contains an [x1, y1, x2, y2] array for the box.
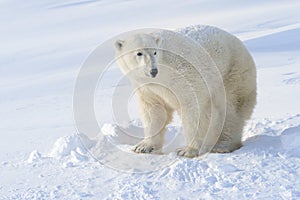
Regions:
[[1, 0, 300, 199]]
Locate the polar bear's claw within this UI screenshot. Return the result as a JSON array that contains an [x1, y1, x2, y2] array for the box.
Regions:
[[176, 147, 199, 158], [134, 146, 154, 153], [211, 146, 232, 153], [133, 140, 161, 154], [211, 142, 242, 153]]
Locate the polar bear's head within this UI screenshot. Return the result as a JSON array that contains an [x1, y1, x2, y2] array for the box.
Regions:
[[114, 33, 162, 79]]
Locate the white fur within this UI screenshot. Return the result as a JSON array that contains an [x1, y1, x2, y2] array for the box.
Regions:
[[114, 25, 256, 158]]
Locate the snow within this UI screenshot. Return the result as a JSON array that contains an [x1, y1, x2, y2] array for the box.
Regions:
[[281, 125, 300, 156], [1, 0, 300, 199], [27, 151, 42, 164]]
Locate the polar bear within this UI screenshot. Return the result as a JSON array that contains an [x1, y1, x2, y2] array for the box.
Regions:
[[114, 25, 256, 158]]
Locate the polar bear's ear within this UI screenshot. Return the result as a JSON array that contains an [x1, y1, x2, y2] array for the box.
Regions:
[[114, 39, 125, 51], [155, 37, 163, 46]]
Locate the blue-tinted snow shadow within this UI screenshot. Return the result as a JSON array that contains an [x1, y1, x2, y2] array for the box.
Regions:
[[244, 28, 300, 52], [239, 135, 282, 154], [236, 125, 300, 158]]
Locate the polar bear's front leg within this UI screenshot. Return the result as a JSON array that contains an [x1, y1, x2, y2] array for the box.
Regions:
[[174, 100, 207, 158], [176, 119, 204, 158], [133, 100, 172, 154], [177, 100, 225, 158]]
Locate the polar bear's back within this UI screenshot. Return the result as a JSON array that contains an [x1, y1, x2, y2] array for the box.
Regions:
[[176, 25, 255, 81], [177, 25, 244, 55], [177, 25, 228, 45]]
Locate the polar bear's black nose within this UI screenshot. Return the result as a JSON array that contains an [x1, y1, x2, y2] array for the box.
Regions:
[[150, 68, 158, 77]]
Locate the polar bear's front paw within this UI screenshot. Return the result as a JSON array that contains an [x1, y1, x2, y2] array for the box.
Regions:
[[176, 146, 199, 158], [133, 140, 162, 154], [211, 142, 242, 153], [211, 146, 232, 153]]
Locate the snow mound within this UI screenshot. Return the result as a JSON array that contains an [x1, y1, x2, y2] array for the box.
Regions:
[[48, 133, 95, 159], [27, 150, 42, 163], [42, 123, 181, 172], [101, 123, 143, 145], [281, 125, 300, 156], [88, 122, 184, 173]]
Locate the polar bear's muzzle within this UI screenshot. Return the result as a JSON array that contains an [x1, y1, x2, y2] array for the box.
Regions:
[[150, 68, 158, 78]]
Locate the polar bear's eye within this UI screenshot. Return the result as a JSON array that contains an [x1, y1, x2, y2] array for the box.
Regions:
[[137, 52, 143, 56], [154, 51, 157, 55]]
